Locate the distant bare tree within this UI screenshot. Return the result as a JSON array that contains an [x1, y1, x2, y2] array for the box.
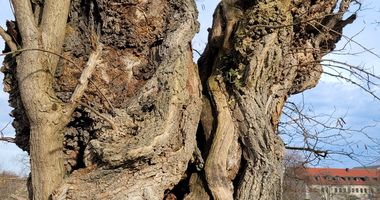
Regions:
[[283, 151, 308, 200], [0, 170, 28, 200]]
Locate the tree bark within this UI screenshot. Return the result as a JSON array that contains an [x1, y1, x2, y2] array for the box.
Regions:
[[11, 0, 72, 199], [193, 0, 355, 199], [1, 0, 356, 199]]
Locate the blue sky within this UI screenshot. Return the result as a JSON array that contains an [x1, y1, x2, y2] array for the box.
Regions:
[[0, 1, 380, 174], [0, 2, 28, 175]]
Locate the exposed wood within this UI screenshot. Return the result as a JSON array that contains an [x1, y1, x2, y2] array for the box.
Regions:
[[184, 173, 210, 200], [204, 75, 235, 200], [69, 42, 102, 104]]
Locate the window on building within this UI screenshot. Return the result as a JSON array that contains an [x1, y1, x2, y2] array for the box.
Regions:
[[356, 188, 359, 193], [339, 188, 342, 193], [360, 188, 363, 193], [335, 188, 338, 193], [364, 188, 367, 193], [352, 188, 355, 193], [343, 188, 346, 193]]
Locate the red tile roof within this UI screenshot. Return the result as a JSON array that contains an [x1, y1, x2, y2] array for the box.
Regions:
[[301, 168, 380, 186]]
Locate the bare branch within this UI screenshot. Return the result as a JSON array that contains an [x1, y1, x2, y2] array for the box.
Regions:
[[0, 48, 79, 68], [11, 0, 38, 47], [285, 146, 328, 158], [281, 97, 380, 166], [0, 26, 17, 51], [0, 122, 15, 143], [0, 137, 15, 143], [315, 21, 380, 59], [70, 42, 102, 104], [40, 0, 71, 56], [0, 121, 11, 137], [323, 71, 380, 101]]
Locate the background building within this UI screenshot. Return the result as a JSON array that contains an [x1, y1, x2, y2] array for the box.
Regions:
[[304, 168, 380, 200]]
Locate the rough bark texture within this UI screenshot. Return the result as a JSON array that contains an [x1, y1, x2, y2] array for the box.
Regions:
[[1, 0, 355, 199], [191, 0, 355, 199], [54, 0, 201, 199]]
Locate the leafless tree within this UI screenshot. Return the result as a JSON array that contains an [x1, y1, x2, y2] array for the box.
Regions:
[[0, 0, 377, 200]]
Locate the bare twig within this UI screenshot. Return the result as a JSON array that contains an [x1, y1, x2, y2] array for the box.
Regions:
[[281, 98, 380, 166], [0, 48, 79, 67], [315, 21, 380, 59]]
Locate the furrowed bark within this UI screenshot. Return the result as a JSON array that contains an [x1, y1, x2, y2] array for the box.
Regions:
[[2, 0, 356, 199], [50, 0, 202, 199], [193, 0, 356, 199]]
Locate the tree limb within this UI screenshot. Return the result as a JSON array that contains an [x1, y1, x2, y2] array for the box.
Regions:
[[11, 0, 38, 47], [0, 122, 15, 143], [40, 0, 71, 74], [0, 137, 16, 143], [0, 26, 17, 51], [70, 42, 102, 104], [285, 146, 328, 158]]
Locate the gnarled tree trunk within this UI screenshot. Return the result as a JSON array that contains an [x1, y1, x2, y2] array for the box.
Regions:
[[1, 0, 355, 199], [191, 0, 354, 199]]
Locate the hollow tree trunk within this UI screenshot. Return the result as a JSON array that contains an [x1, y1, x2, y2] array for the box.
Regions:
[[2, 0, 355, 199]]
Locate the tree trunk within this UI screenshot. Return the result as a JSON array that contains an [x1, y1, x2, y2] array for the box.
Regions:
[[9, 1, 72, 199], [192, 0, 354, 199], [1, 0, 355, 199]]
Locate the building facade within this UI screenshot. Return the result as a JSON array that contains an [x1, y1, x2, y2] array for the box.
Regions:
[[304, 168, 380, 200]]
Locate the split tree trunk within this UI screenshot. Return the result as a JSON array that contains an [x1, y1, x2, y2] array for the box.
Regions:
[[2, 0, 355, 199]]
